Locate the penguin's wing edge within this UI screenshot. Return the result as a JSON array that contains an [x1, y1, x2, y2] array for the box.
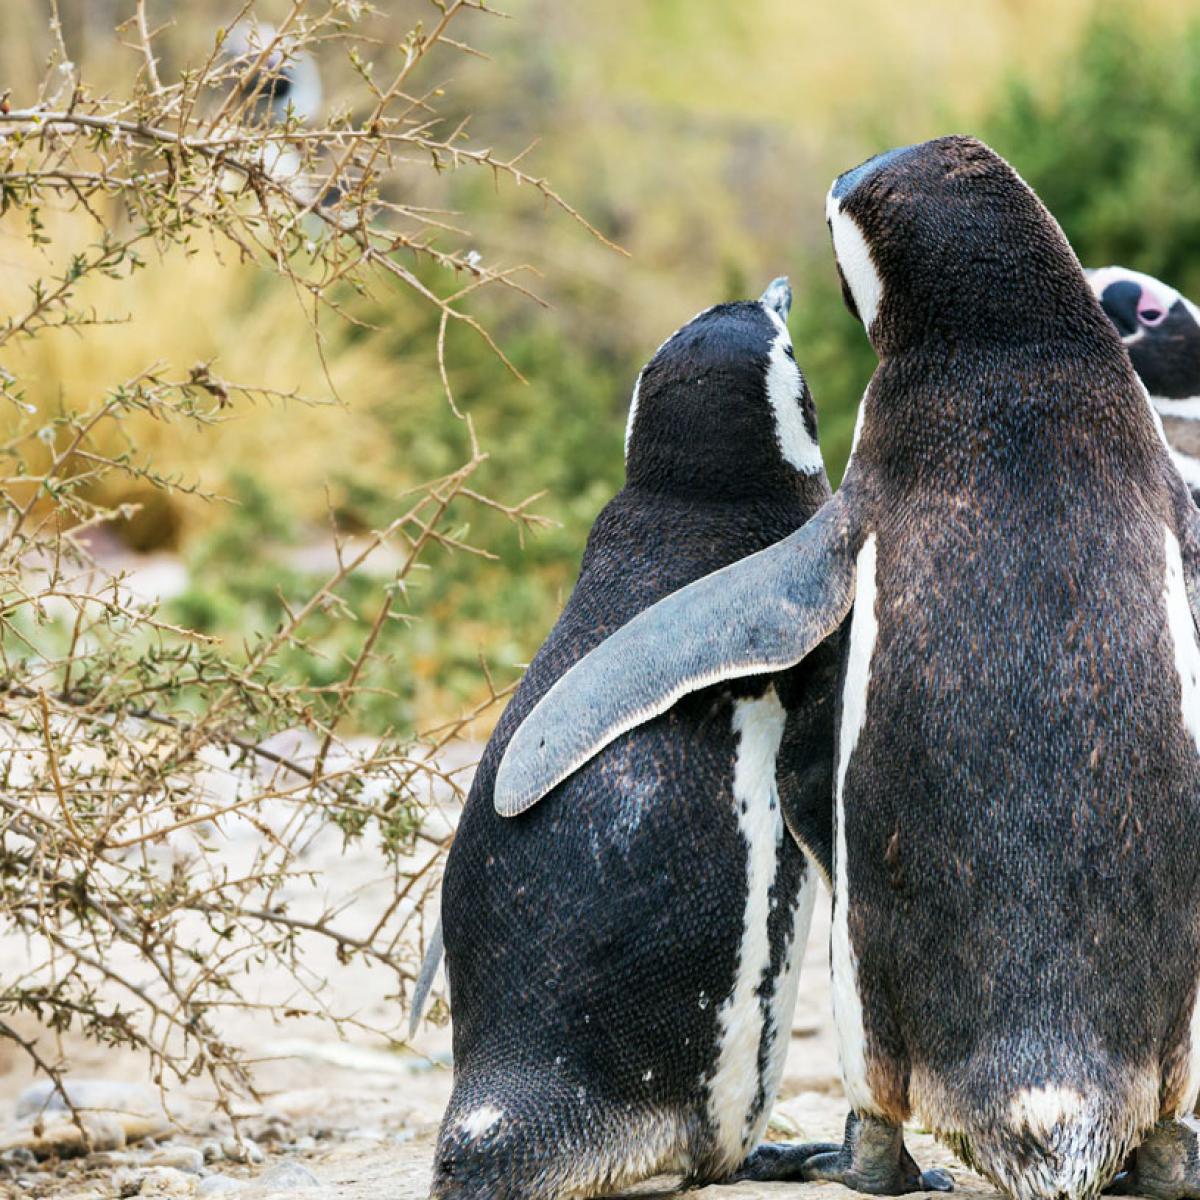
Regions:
[[407, 916, 443, 1040], [493, 496, 859, 817]]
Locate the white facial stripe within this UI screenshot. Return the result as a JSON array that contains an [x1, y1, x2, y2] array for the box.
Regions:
[[763, 321, 823, 475], [826, 192, 883, 333], [848, 386, 870, 463], [831, 534, 879, 1115], [624, 373, 642, 461], [1088, 265, 1183, 311], [709, 689, 787, 1166]]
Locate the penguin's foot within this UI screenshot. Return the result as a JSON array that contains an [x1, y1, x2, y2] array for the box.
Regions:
[[731, 1112, 953, 1194], [1107, 1118, 1200, 1200]]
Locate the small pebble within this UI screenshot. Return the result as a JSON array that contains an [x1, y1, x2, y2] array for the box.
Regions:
[[251, 1120, 291, 1146], [2, 1148, 36, 1167], [201, 1141, 222, 1163], [220, 1137, 263, 1165], [15, 1080, 160, 1122], [139, 1166, 198, 1197], [114, 1167, 145, 1197], [93, 1151, 138, 1167], [288, 1136, 316, 1153], [197, 1176, 244, 1196], [252, 1162, 321, 1190], [147, 1147, 205, 1175], [344, 1127, 384, 1142]]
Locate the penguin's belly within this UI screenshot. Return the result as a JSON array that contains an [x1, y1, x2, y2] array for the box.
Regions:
[[705, 689, 817, 1169]]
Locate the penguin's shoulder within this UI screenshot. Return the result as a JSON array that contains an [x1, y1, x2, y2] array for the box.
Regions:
[[467, 486, 811, 817]]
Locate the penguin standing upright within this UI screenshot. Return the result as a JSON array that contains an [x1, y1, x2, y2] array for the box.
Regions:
[[497, 137, 1200, 1200], [431, 282, 885, 1200], [1088, 266, 1200, 502]]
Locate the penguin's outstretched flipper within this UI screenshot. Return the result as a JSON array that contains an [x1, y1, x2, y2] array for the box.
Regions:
[[407, 917, 443, 1039], [731, 1114, 952, 1195], [493, 495, 859, 817]]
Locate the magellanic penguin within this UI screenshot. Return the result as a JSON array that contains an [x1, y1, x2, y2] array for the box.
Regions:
[[432, 281, 865, 1200], [495, 136, 1200, 1200], [1088, 266, 1200, 503]]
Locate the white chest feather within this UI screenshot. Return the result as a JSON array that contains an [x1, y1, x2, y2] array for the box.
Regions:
[[756, 866, 818, 1138], [832, 533, 880, 1115], [707, 689, 788, 1165], [1160, 525, 1200, 1112]]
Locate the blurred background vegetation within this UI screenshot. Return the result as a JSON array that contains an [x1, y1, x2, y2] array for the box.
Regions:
[[3, 0, 1199, 732]]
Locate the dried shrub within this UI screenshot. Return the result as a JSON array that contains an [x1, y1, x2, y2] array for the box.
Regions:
[[0, 0, 612, 1124]]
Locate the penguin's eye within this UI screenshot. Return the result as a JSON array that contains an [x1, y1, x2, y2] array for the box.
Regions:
[[1139, 306, 1166, 328]]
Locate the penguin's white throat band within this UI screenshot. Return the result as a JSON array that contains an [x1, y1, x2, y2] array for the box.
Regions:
[[826, 194, 883, 334]]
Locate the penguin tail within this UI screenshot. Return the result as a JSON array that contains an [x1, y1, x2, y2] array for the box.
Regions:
[[430, 1066, 693, 1200], [917, 1059, 1159, 1200]]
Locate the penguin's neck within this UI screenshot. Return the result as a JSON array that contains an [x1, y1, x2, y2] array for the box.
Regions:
[[857, 343, 1163, 486]]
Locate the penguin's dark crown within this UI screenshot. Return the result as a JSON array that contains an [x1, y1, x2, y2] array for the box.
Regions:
[[624, 289, 823, 501], [826, 135, 1118, 358]]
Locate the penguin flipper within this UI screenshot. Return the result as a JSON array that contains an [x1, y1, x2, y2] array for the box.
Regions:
[[780, 780, 833, 886], [494, 496, 859, 817], [407, 917, 444, 1040], [776, 643, 842, 886]]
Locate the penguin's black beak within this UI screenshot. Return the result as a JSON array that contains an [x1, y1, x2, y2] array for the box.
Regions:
[[1099, 279, 1169, 338]]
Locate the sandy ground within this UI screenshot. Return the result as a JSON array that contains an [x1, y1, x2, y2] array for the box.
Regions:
[[0, 532, 1002, 1200], [0, 866, 1001, 1200]]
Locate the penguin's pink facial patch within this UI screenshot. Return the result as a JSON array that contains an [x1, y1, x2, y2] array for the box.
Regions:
[[1138, 285, 1169, 327]]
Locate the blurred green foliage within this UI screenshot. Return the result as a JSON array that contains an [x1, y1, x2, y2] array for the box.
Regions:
[[7, 1, 1200, 732], [984, 13, 1200, 298], [168, 8, 1200, 730]]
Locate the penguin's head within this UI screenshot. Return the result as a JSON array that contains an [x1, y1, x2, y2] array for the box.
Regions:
[[224, 21, 323, 126], [623, 278, 825, 501], [1087, 266, 1200, 400], [826, 135, 1108, 357]]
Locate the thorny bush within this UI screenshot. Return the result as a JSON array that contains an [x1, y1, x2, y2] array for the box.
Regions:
[[0, 0, 614, 1129]]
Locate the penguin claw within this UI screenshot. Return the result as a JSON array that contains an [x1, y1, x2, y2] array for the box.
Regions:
[[799, 1150, 952, 1195], [730, 1114, 951, 1195], [1102, 1118, 1200, 1200], [731, 1140, 842, 1182], [1105, 1170, 1138, 1195]]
